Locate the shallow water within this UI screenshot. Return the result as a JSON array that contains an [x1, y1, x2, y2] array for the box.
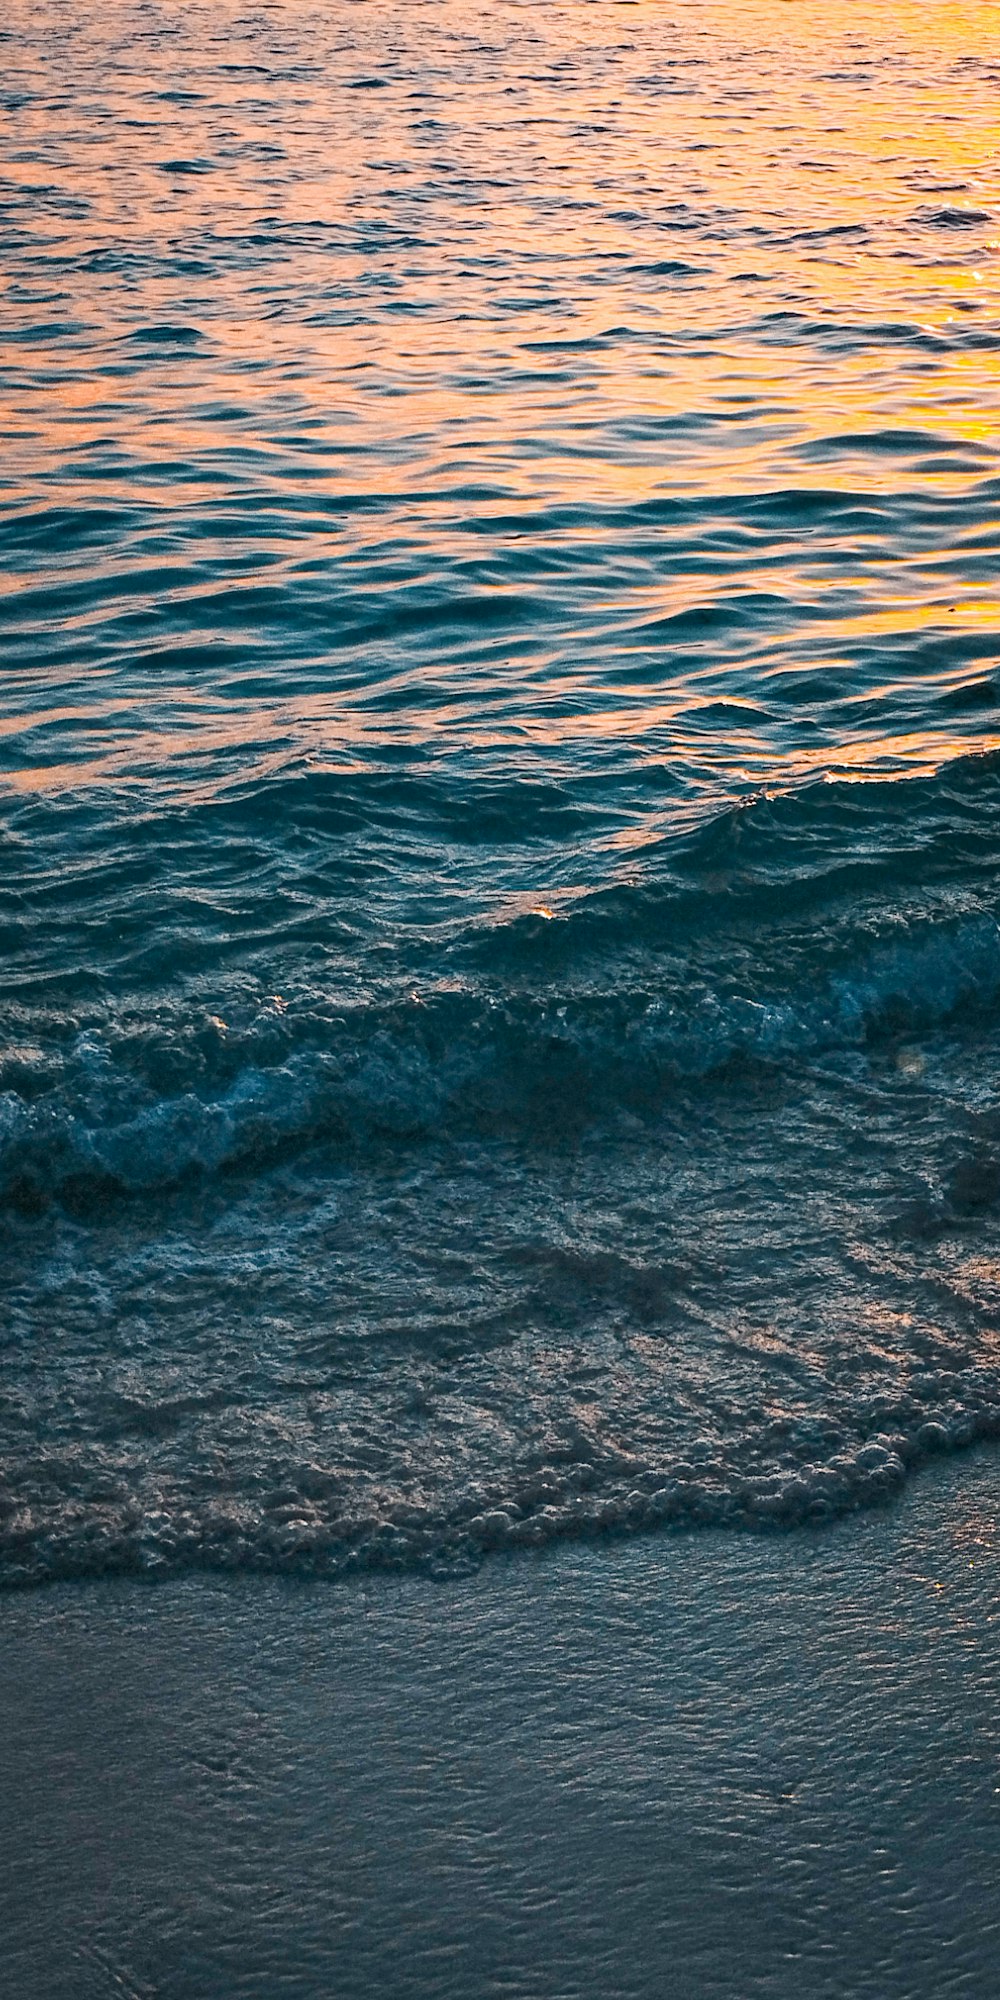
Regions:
[[2, 0, 1000, 1583]]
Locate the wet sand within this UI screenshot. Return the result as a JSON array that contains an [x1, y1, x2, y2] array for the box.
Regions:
[[2, 1451, 999, 2000]]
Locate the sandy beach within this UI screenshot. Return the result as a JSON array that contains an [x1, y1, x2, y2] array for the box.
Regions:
[[3, 1450, 998, 2000]]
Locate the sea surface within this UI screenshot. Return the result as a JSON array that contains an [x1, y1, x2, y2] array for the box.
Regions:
[[2, 0, 1000, 1586]]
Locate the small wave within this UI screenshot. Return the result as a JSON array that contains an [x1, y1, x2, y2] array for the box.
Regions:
[[0, 505, 138, 553], [156, 158, 216, 177], [3, 1410, 998, 1589], [913, 204, 992, 229], [631, 259, 707, 278], [796, 427, 993, 461], [122, 322, 205, 345], [1, 900, 998, 1204]]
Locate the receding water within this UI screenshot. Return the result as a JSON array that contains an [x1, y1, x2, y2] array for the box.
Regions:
[[2, 0, 1000, 1584]]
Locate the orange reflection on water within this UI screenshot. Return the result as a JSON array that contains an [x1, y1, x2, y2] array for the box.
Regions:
[[2, 0, 999, 806]]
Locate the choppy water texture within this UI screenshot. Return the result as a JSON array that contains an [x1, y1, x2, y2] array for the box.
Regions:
[[2, 0, 1000, 1585]]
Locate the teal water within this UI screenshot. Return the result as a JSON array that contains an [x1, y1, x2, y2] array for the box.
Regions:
[[2, 0, 1000, 1583]]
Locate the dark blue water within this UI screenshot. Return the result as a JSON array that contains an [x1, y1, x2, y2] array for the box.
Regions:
[[2, 0, 1000, 1584]]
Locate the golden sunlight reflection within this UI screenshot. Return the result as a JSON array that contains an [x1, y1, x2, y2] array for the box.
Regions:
[[3, 0, 999, 814]]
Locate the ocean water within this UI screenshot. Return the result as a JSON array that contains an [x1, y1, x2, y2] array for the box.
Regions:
[[2, 0, 1000, 1587]]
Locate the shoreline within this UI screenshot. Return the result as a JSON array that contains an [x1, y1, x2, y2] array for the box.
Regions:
[[3, 1445, 998, 1999]]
